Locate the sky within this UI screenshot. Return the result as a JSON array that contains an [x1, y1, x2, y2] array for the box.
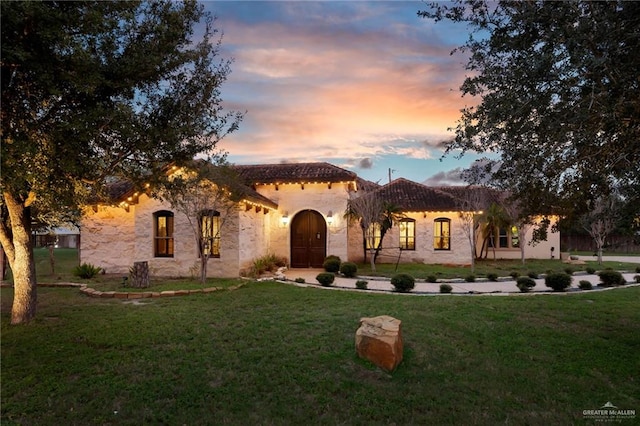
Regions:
[[205, 1, 488, 186]]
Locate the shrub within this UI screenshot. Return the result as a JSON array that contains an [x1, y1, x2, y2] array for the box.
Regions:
[[439, 284, 452, 293], [586, 267, 596, 274], [510, 271, 520, 279], [578, 280, 593, 290], [427, 275, 438, 283], [465, 274, 476, 282], [315, 273, 335, 287], [339, 262, 358, 278], [323, 255, 341, 273], [391, 273, 415, 293], [355, 280, 368, 290], [73, 263, 102, 279], [487, 273, 499, 282], [636, 266, 640, 273], [294, 277, 305, 283], [247, 253, 288, 277], [598, 270, 625, 287], [564, 267, 574, 276], [516, 277, 536, 293], [634, 275, 640, 284], [527, 271, 539, 279], [545, 272, 573, 292]]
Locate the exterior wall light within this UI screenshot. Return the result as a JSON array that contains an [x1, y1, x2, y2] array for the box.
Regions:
[[326, 211, 333, 225], [281, 213, 289, 225]]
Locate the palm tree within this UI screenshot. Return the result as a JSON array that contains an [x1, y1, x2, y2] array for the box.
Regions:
[[479, 203, 510, 260], [373, 202, 404, 263]]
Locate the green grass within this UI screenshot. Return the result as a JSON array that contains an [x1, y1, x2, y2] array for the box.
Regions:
[[359, 258, 640, 279], [2, 283, 639, 425]]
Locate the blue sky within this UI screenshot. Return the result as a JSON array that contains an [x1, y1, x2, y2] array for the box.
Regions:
[[205, 1, 487, 185]]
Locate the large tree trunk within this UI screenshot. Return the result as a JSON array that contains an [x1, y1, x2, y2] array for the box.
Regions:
[[1, 192, 38, 324]]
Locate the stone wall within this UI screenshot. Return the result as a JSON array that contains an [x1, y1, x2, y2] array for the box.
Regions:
[[256, 182, 352, 263]]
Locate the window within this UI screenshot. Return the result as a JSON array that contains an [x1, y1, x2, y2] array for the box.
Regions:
[[498, 227, 509, 248], [365, 223, 381, 250], [201, 210, 221, 258], [154, 211, 174, 257], [510, 226, 520, 248], [489, 226, 519, 249], [399, 219, 415, 250], [433, 218, 450, 250]]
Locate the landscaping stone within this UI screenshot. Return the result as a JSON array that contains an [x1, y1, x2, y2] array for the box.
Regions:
[[355, 315, 403, 372]]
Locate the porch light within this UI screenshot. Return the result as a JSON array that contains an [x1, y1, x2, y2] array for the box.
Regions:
[[326, 211, 333, 225], [281, 213, 289, 225]]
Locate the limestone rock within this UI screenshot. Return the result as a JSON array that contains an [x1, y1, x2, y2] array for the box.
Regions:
[[355, 315, 403, 372]]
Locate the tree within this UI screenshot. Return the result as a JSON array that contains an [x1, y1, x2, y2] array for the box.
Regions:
[[1, 1, 241, 324], [499, 197, 535, 265], [345, 192, 385, 272], [158, 155, 246, 284], [479, 202, 510, 260], [373, 202, 404, 263], [579, 194, 621, 265], [419, 1, 640, 217], [456, 187, 487, 272]]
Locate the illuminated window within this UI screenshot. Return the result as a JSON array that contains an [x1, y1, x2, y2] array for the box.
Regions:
[[154, 210, 174, 257], [511, 226, 520, 248], [489, 226, 520, 249], [365, 223, 381, 250], [399, 219, 415, 250], [201, 210, 221, 258], [434, 218, 450, 250]]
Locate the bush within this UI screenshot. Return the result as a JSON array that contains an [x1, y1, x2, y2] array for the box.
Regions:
[[73, 263, 102, 279], [578, 280, 593, 290], [527, 271, 539, 279], [315, 273, 335, 287], [634, 275, 640, 283], [586, 267, 596, 274], [439, 284, 452, 293], [294, 277, 305, 283], [247, 253, 288, 277], [636, 266, 640, 273], [339, 262, 358, 278], [487, 273, 499, 282], [427, 275, 438, 283], [598, 270, 625, 287], [564, 267, 574, 276], [465, 274, 476, 282], [545, 272, 573, 292], [355, 280, 368, 290], [323, 255, 341, 273], [510, 271, 520, 279], [391, 273, 415, 293], [516, 277, 536, 293]]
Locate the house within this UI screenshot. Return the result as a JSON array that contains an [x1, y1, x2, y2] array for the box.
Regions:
[[80, 162, 559, 277]]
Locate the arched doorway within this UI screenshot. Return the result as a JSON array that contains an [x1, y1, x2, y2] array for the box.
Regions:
[[290, 210, 327, 268]]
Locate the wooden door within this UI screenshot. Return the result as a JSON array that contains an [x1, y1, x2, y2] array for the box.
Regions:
[[290, 210, 327, 268]]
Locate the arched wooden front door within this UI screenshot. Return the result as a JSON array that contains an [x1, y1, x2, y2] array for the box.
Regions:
[[290, 210, 327, 268]]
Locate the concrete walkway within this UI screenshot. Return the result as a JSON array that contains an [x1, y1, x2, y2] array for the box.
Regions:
[[284, 256, 640, 295]]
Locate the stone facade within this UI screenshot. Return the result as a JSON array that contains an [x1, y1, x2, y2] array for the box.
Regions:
[[80, 162, 561, 276]]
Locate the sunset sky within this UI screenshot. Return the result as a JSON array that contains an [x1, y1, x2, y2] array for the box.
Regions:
[[207, 1, 488, 185]]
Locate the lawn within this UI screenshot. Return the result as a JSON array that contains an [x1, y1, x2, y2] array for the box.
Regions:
[[2, 282, 639, 425]]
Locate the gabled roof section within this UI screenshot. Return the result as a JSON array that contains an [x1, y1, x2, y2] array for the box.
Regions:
[[375, 178, 460, 212], [233, 162, 358, 185]]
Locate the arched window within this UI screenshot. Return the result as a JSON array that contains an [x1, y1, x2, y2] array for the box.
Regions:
[[433, 218, 451, 250], [399, 218, 415, 250], [153, 210, 174, 257], [200, 210, 221, 258]]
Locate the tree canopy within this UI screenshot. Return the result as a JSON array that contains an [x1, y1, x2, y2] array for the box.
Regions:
[[419, 1, 640, 220], [1, 1, 241, 323]]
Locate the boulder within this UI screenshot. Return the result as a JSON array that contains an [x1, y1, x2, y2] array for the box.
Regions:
[[355, 315, 403, 372]]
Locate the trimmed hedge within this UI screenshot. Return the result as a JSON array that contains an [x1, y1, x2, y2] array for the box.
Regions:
[[339, 262, 358, 278], [316, 273, 335, 287], [545, 272, 572, 292], [598, 270, 625, 287], [391, 273, 415, 293]]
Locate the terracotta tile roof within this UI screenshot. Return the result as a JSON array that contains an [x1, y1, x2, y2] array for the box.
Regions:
[[233, 162, 358, 184], [356, 177, 380, 192], [374, 178, 460, 212]]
